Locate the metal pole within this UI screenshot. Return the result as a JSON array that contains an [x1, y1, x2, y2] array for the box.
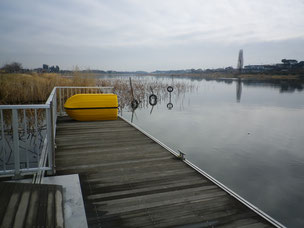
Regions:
[[46, 105, 54, 174], [59, 88, 63, 116], [24, 110, 29, 169], [34, 109, 39, 168], [12, 109, 20, 177], [52, 92, 57, 137], [0, 110, 6, 171], [55, 92, 57, 133], [62, 88, 65, 114]]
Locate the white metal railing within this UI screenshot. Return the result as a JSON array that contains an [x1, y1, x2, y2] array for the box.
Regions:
[[56, 86, 113, 116], [0, 105, 52, 179], [0, 86, 113, 180]]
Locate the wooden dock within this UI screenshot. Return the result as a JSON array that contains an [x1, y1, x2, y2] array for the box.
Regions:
[[55, 116, 279, 228], [0, 182, 64, 228]]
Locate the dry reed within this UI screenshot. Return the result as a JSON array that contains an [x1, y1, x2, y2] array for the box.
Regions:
[[96, 78, 195, 110], [0, 73, 96, 105]]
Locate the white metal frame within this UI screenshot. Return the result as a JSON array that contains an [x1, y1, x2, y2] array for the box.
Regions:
[[0, 86, 113, 180]]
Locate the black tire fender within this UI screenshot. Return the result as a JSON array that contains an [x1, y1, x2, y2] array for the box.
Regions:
[[167, 86, 173, 92], [131, 99, 139, 109], [149, 94, 157, 106]]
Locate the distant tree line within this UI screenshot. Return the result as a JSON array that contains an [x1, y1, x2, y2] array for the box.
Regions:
[[0, 62, 23, 73], [0, 62, 61, 74]]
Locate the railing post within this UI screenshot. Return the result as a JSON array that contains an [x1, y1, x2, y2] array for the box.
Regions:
[[46, 104, 55, 175], [51, 100, 56, 174], [23, 109, 29, 169], [53, 91, 57, 137], [0, 110, 6, 172], [59, 88, 63, 116], [12, 109, 21, 178]]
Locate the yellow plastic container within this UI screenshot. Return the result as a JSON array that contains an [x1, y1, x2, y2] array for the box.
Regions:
[[64, 94, 118, 121]]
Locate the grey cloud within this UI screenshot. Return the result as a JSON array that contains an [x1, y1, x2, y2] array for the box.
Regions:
[[0, 0, 304, 70]]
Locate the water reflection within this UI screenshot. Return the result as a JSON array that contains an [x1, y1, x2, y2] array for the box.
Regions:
[[240, 79, 304, 93], [236, 78, 242, 103], [148, 87, 157, 115], [279, 81, 303, 93], [167, 86, 174, 110], [0, 110, 46, 171], [107, 75, 304, 228], [130, 108, 137, 123]]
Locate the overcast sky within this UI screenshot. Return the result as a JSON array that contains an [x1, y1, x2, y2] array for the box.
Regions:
[[0, 0, 304, 71]]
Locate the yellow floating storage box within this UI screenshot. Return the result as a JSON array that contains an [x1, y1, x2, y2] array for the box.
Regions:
[[64, 94, 118, 121]]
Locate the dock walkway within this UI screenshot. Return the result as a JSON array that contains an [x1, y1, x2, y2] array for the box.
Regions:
[[55, 116, 277, 228]]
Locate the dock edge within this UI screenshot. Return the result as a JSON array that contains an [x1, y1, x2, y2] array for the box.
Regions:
[[119, 115, 286, 228]]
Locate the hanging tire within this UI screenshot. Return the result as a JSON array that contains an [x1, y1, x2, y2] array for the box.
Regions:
[[149, 94, 157, 106], [167, 86, 173, 92], [131, 99, 139, 109]]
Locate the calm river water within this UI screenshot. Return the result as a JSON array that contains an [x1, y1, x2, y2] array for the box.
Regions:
[[102, 75, 304, 227]]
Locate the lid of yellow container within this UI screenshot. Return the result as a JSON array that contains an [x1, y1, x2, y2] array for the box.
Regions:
[[64, 94, 118, 109]]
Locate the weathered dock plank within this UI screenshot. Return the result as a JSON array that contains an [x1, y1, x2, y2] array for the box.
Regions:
[[0, 182, 64, 228], [55, 116, 278, 228]]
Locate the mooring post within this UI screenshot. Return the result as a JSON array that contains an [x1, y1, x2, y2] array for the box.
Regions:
[[178, 150, 185, 161]]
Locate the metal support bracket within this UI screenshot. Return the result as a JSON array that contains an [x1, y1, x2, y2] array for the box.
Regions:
[[178, 150, 186, 161]]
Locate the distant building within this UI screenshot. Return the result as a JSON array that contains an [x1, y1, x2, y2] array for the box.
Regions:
[[244, 65, 265, 73], [33, 68, 43, 73], [263, 65, 277, 71], [237, 49, 244, 73], [297, 61, 304, 67], [42, 64, 60, 73], [43, 64, 49, 70]]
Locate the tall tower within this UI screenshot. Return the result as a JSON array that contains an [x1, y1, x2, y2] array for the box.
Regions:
[[237, 49, 244, 74]]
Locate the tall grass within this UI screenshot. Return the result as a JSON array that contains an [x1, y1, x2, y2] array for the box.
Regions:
[[0, 72, 196, 110], [0, 73, 96, 105]]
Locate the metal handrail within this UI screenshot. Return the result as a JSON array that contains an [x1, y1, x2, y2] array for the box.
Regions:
[[0, 105, 49, 109], [0, 86, 113, 180], [45, 87, 57, 105]]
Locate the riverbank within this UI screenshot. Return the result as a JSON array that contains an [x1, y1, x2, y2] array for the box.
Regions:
[[154, 72, 304, 80], [1, 72, 303, 105]]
